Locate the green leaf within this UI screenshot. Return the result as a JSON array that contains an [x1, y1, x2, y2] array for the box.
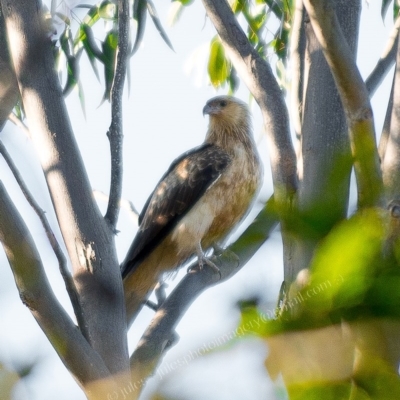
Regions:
[[102, 29, 118, 101], [80, 24, 102, 78], [63, 56, 79, 97], [394, 0, 400, 19], [228, 66, 240, 94], [78, 80, 86, 119], [82, 3, 101, 26], [132, 0, 148, 55], [231, 0, 246, 14], [304, 208, 388, 316], [208, 36, 230, 88], [263, 0, 283, 19], [147, 0, 174, 51], [60, 25, 72, 58], [382, 0, 392, 20], [99, 0, 117, 20]]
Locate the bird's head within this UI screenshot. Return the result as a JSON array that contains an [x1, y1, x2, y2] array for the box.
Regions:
[[203, 96, 250, 130]]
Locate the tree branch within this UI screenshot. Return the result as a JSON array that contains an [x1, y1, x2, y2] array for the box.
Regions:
[[1, 0, 129, 374], [0, 140, 86, 332], [0, 8, 18, 131], [366, 15, 400, 97], [105, 0, 130, 230], [302, 0, 384, 208], [128, 198, 279, 398], [292, 1, 357, 277], [0, 181, 112, 392], [382, 31, 400, 199], [290, 0, 305, 140], [201, 0, 297, 202], [379, 72, 394, 162]]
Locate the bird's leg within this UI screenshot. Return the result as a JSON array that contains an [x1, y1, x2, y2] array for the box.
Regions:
[[187, 242, 221, 278], [212, 242, 225, 256]]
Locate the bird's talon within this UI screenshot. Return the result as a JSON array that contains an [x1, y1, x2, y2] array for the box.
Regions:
[[204, 258, 222, 279]]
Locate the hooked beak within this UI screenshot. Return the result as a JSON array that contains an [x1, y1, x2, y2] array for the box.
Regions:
[[202, 104, 216, 116]]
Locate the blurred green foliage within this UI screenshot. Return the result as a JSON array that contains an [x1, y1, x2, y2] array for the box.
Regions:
[[236, 206, 400, 399], [0, 363, 19, 400]]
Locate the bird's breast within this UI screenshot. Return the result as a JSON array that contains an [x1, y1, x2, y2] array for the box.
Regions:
[[171, 143, 262, 250]]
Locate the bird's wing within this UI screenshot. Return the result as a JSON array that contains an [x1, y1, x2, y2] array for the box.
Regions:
[[121, 143, 231, 278]]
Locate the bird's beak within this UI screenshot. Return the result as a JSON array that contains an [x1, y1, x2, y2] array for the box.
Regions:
[[203, 104, 216, 116], [202, 104, 211, 116]]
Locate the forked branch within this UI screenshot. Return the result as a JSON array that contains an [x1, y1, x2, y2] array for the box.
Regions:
[[0, 181, 112, 390], [302, 0, 384, 208]]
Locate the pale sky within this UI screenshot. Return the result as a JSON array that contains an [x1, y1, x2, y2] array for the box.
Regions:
[[0, 1, 395, 399]]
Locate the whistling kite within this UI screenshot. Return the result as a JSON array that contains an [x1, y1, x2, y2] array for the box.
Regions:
[[121, 96, 263, 321]]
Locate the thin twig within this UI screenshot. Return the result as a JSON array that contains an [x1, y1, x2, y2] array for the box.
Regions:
[[128, 197, 279, 398], [382, 30, 400, 198], [104, 0, 130, 230], [290, 0, 305, 140], [0, 140, 86, 331], [379, 72, 394, 162], [366, 15, 400, 97]]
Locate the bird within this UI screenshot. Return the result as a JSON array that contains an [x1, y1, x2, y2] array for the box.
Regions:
[[121, 95, 263, 323]]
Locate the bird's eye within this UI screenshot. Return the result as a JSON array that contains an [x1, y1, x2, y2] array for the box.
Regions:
[[220, 100, 227, 107]]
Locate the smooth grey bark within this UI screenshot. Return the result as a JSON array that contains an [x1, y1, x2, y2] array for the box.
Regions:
[[0, 11, 18, 130], [0, 140, 83, 325], [0, 181, 113, 392], [293, 0, 359, 276], [290, 0, 306, 140], [382, 30, 400, 199], [379, 73, 394, 162], [302, 0, 383, 210], [0, 0, 129, 377]]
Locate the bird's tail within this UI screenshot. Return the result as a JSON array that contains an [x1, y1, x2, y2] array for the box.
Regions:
[[123, 259, 159, 327]]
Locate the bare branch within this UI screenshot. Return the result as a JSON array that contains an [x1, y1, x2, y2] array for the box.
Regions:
[[1, 0, 129, 374], [128, 198, 279, 397], [0, 181, 112, 391], [0, 140, 86, 332], [366, 15, 400, 97], [302, 0, 384, 208], [379, 72, 394, 161], [290, 0, 306, 140], [0, 11, 18, 131], [201, 0, 297, 202], [382, 34, 400, 199], [105, 0, 130, 230]]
